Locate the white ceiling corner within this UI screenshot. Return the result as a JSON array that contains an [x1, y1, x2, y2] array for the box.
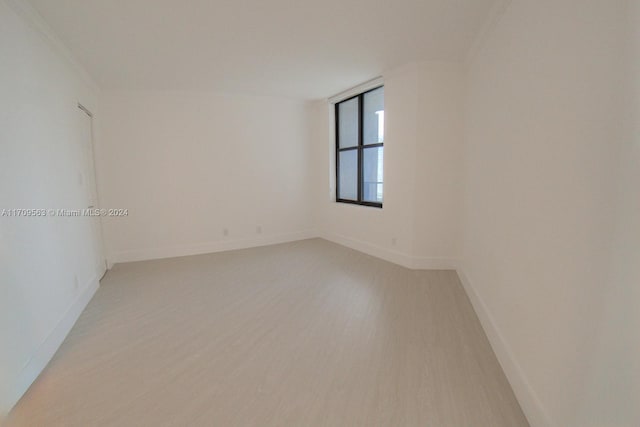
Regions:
[[26, 0, 501, 99]]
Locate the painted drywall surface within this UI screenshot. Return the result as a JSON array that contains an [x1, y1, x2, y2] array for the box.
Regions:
[[98, 92, 315, 263], [0, 0, 103, 416], [412, 62, 464, 261], [574, 2, 640, 424], [25, 0, 498, 98], [461, 0, 632, 425], [313, 61, 464, 268]]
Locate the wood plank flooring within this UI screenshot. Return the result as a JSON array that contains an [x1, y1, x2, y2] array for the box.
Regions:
[[5, 239, 528, 426]]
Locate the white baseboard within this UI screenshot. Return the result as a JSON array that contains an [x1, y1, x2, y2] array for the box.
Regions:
[[320, 232, 458, 270], [320, 231, 414, 268], [456, 268, 553, 427], [2, 274, 100, 421], [108, 230, 319, 265], [109, 230, 458, 271]]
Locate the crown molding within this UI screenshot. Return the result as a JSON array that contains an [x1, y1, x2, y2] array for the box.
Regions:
[[465, 0, 513, 67], [3, 0, 101, 93], [327, 77, 384, 104]]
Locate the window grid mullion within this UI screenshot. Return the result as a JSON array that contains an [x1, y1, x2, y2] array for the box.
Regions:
[[357, 94, 364, 203], [335, 103, 340, 201]]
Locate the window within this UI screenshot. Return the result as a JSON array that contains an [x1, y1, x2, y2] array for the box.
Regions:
[[335, 86, 384, 207]]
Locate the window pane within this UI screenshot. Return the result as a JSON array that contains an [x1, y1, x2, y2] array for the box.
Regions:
[[338, 150, 358, 200], [363, 87, 384, 145], [362, 146, 383, 203], [338, 97, 358, 148]]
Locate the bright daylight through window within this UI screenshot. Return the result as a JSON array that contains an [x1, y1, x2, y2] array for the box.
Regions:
[[335, 86, 384, 207]]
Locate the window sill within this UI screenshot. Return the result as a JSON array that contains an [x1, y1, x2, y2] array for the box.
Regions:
[[336, 199, 383, 209]]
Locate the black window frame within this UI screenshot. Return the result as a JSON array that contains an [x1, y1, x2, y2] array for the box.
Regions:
[[335, 85, 384, 208]]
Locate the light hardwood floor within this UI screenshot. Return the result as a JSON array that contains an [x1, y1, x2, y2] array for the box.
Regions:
[[6, 239, 528, 426]]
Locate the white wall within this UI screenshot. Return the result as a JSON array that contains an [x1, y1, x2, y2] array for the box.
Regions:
[[461, 0, 636, 425], [98, 91, 316, 263], [312, 61, 464, 269], [412, 63, 464, 262], [0, 0, 103, 418], [575, 2, 640, 424]]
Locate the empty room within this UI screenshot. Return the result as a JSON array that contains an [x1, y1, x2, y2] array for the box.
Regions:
[[1, 0, 638, 426]]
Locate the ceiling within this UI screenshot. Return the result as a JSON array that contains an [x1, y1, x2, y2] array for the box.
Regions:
[[28, 0, 499, 99]]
